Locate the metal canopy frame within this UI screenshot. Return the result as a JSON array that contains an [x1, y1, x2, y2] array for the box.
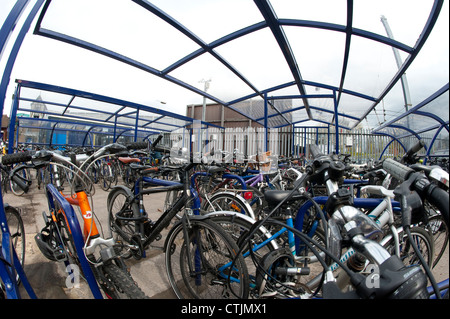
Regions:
[[8, 79, 223, 152], [0, 0, 448, 157], [372, 83, 449, 160], [29, 0, 445, 130]]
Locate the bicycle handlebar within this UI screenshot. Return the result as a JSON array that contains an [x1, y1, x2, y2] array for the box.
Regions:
[[428, 187, 449, 228], [1, 151, 32, 165], [9, 166, 30, 193], [383, 158, 414, 181], [383, 158, 449, 228], [403, 140, 425, 163], [309, 144, 325, 159], [125, 141, 148, 150], [150, 134, 163, 149]]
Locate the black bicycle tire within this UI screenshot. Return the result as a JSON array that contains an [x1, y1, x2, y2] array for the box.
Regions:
[[426, 213, 449, 269], [1, 206, 26, 282], [107, 187, 139, 258], [99, 262, 148, 299], [165, 218, 249, 299], [254, 247, 296, 297], [383, 226, 434, 268]]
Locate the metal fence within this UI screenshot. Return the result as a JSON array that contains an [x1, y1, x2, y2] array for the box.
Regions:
[[154, 126, 447, 164]]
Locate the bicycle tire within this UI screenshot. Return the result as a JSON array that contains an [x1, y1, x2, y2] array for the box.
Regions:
[[1, 206, 26, 282], [206, 212, 278, 296], [10, 166, 30, 196], [107, 187, 139, 258], [425, 212, 449, 269], [165, 218, 249, 299], [56, 197, 146, 299], [97, 262, 148, 299], [254, 247, 297, 297], [202, 192, 255, 219], [383, 226, 434, 268], [55, 206, 81, 268]]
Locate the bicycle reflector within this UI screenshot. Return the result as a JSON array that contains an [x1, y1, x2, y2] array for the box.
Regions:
[[243, 191, 253, 200]]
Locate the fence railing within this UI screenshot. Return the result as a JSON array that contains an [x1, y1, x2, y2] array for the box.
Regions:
[[164, 126, 447, 164]]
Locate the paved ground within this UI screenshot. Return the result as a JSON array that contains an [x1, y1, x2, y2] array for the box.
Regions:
[[3, 181, 448, 299]]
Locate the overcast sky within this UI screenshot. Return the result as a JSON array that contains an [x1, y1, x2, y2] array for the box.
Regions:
[[1, 0, 448, 129]]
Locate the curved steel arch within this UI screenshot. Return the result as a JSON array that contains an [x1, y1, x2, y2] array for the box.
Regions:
[[32, 0, 443, 130]]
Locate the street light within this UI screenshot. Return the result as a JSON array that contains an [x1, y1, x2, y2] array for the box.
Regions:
[[199, 78, 211, 124]]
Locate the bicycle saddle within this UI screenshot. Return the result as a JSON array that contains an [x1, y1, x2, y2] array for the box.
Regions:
[[264, 189, 304, 206], [118, 157, 141, 164]]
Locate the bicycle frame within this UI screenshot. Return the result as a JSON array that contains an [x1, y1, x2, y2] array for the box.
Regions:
[[45, 183, 103, 298], [63, 188, 100, 239], [114, 168, 195, 258], [294, 195, 401, 264]]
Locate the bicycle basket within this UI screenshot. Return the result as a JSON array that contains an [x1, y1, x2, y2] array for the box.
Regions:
[[249, 151, 278, 174]]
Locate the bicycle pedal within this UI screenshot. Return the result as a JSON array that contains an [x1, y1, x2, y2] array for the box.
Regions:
[[53, 249, 68, 262]]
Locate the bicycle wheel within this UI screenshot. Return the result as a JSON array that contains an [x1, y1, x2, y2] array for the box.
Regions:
[[384, 226, 434, 268], [203, 192, 254, 219], [207, 213, 277, 296], [107, 187, 139, 258], [99, 163, 112, 191], [122, 166, 134, 188], [95, 262, 148, 299], [165, 218, 249, 299], [254, 247, 297, 297], [0, 206, 25, 280], [10, 166, 30, 196], [424, 211, 449, 269], [54, 207, 80, 268]]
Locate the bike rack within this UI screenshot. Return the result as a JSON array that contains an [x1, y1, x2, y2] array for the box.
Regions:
[[45, 184, 103, 299], [0, 192, 36, 299]]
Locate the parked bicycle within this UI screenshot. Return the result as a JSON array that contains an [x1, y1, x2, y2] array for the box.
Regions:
[[205, 144, 449, 299], [2, 145, 148, 299], [106, 135, 249, 298]]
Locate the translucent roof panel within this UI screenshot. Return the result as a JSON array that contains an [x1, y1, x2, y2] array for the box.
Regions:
[[286, 27, 346, 89], [149, 0, 264, 44], [40, 0, 202, 71], [373, 84, 449, 155], [1, 0, 448, 134]]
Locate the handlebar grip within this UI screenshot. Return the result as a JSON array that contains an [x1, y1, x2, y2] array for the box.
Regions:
[[309, 144, 324, 159], [383, 158, 414, 182], [11, 174, 29, 193], [153, 146, 171, 153], [428, 186, 449, 229], [126, 141, 148, 150], [1, 152, 32, 165], [151, 134, 163, 149], [405, 140, 425, 158]]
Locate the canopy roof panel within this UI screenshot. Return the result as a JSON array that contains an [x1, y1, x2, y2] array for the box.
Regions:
[[10, 78, 222, 148], [1, 0, 448, 135], [373, 84, 449, 156]]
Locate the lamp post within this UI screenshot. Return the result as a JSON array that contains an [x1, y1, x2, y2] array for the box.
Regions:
[[381, 15, 412, 129], [199, 79, 211, 124]]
